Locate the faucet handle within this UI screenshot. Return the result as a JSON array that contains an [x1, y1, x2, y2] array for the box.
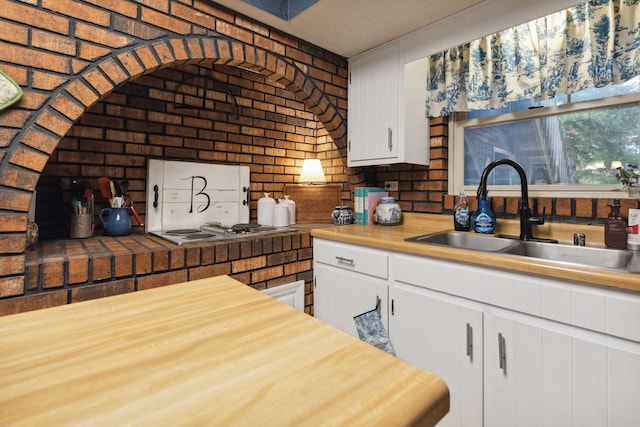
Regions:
[[529, 206, 546, 225]]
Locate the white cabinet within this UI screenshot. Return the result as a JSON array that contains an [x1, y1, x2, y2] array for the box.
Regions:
[[485, 308, 640, 427], [261, 280, 305, 311], [393, 252, 640, 427], [312, 241, 640, 426], [347, 42, 429, 166], [313, 239, 389, 337], [389, 282, 483, 427]]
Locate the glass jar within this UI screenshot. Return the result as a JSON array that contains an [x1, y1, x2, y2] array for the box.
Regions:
[[375, 197, 401, 225]]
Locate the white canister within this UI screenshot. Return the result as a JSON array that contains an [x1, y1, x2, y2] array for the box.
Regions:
[[282, 195, 295, 224], [628, 208, 640, 249], [274, 203, 290, 227], [257, 192, 275, 226]]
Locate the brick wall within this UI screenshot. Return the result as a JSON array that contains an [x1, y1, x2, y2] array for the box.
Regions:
[[0, 0, 361, 307]]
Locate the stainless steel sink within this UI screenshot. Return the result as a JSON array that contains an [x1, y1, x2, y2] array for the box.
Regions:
[[502, 240, 633, 270], [405, 231, 520, 252], [406, 230, 636, 272]]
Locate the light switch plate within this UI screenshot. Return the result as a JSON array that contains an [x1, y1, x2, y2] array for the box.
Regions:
[[384, 181, 398, 192]]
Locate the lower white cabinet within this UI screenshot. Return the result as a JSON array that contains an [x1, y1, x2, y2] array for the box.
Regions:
[[312, 240, 640, 426], [389, 282, 483, 427], [314, 263, 388, 337], [485, 308, 640, 427], [313, 239, 389, 338], [393, 253, 640, 427]]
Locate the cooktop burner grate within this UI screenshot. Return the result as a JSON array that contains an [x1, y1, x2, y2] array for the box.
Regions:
[[152, 223, 295, 245]]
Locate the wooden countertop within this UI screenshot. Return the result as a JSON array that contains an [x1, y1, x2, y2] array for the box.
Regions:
[[311, 213, 640, 294], [0, 275, 449, 426]]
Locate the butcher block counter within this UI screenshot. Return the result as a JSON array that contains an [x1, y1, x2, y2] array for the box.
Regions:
[[311, 213, 640, 293], [0, 275, 449, 426]]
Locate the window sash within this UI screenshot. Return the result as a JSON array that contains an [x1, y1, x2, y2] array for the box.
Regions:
[[449, 92, 640, 198]]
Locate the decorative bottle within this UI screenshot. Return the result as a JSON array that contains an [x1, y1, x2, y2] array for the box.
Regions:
[[605, 199, 626, 249], [453, 190, 470, 231], [472, 198, 496, 234]]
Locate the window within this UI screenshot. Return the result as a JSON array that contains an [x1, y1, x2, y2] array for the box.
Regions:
[[449, 78, 640, 198]]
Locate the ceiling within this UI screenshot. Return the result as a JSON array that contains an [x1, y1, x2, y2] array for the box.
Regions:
[[211, 0, 487, 58]]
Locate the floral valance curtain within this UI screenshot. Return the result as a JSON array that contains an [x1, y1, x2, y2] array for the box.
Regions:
[[426, 0, 640, 117]]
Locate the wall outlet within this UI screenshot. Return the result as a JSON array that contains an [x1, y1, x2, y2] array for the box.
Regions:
[[384, 181, 398, 192]]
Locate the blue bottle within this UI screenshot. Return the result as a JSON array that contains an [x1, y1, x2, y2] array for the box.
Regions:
[[472, 198, 496, 234]]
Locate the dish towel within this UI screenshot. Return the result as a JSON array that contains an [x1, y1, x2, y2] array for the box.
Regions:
[[353, 300, 395, 356]]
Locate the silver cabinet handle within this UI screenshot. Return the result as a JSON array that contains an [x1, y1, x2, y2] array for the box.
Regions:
[[466, 323, 473, 359], [335, 256, 354, 265], [387, 127, 393, 151], [498, 332, 507, 374]]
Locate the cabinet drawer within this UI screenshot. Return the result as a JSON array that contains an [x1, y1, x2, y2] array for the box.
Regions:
[[314, 239, 388, 279]]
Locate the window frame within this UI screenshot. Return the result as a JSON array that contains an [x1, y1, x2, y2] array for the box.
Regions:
[[449, 92, 640, 199]]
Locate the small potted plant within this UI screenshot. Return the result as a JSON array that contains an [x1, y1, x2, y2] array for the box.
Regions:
[[616, 164, 640, 197]]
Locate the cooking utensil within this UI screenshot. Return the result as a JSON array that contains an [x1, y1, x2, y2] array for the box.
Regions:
[[113, 181, 123, 197], [129, 204, 144, 226], [120, 180, 129, 196], [98, 177, 112, 199]]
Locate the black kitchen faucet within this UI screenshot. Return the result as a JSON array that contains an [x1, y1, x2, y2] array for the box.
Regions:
[[477, 159, 553, 242]]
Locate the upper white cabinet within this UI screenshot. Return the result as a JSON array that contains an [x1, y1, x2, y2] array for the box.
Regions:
[[348, 42, 429, 166]]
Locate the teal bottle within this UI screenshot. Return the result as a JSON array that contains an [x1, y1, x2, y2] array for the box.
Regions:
[[472, 198, 496, 234]]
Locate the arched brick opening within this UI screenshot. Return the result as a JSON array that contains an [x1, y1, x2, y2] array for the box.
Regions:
[[0, 34, 353, 297], [7, 35, 348, 179]]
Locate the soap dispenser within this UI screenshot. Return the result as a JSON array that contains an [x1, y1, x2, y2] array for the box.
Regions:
[[605, 199, 626, 249], [472, 196, 496, 234]]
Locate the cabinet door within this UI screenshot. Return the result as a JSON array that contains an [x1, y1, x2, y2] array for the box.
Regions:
[[608, 344, 640, 426], [486, 309, 640, 427], [390, 282, 483, 427], [348, 42, 399, 165], [485, 312, 549, 427], [314, 263, 388, 338]]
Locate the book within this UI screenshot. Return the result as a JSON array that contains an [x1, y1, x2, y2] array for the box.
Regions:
[[354, 187, 385, 225], [367, 191, 389, 225], [354, 187, 363, 225]]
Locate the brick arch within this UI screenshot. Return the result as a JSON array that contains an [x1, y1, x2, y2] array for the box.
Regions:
[[1, 35, 351, 269], [10, 36, 347, 177]]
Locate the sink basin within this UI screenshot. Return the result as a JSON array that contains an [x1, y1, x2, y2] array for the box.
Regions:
[[406, 231, 520, 252], [502, 240, 633, 270], [406, 230, 636, 272]]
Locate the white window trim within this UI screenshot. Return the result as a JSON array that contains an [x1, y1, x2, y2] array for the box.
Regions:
[[449, 92, 640, 199]]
